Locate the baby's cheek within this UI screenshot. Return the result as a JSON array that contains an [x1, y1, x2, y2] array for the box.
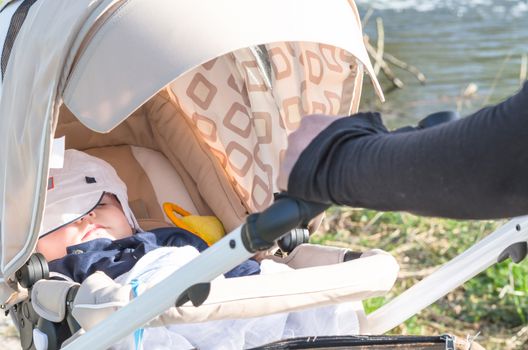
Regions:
[[36, 231, 71, 261], [36, 240, 55, 260]]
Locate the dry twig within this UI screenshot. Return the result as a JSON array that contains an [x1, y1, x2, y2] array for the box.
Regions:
[[363, 14, 427, 91], [366, 41, 404, 89], [383, 52, 427, 84], [361, 6, 374, 27], [373, 17, 385, 76], [506, 325, 528, 350]]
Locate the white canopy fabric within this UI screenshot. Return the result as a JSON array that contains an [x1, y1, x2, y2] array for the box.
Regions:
[[64, 0, 383, 132], [0, 0, 113, 284], [0, 0, 383, 285]]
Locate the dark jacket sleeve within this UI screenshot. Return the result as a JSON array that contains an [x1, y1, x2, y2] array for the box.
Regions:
[[288, 82, 528, 220]]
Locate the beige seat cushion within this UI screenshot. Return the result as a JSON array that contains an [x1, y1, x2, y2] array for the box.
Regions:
[[84, 145, 200, 231]]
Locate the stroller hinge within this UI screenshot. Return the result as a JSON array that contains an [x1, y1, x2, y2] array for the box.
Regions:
[[175, 282, 211, 307], [498, 241, 528, 264], [15, 253, 49, 289], [242, 195, 328, 253]]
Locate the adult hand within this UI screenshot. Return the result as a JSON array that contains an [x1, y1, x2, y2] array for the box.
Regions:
[[277, 114, 343, 191]]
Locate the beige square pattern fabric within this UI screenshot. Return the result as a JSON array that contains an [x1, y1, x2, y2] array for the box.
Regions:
[[172, 42, 363, 212]]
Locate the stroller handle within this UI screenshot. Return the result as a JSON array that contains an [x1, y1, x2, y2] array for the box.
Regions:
[[242, 194, 329, 252], [243, 110, 461, 253]]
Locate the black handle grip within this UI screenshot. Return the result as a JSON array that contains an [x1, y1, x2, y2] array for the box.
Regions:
[[242, 195, 329, 252], [394, 110, 460, 134], [417, 110, 460, 129]]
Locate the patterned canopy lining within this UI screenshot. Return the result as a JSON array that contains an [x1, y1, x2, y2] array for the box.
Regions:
[[171, 42, 362, 212]]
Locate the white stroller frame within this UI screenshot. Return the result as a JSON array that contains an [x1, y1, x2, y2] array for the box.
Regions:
[[1, 0, 527, 349]]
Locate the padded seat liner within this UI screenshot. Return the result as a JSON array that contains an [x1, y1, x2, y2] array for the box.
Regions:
[[84, 145, 208, 232]]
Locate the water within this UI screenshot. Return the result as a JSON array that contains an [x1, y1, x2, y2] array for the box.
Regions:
[[356, 0, 528, 127]]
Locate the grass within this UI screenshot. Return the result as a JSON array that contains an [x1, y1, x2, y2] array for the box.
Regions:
[[311, 207, 528, 350]]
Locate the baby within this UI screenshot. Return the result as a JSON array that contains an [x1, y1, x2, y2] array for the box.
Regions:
[[37, 149, 259, 283]]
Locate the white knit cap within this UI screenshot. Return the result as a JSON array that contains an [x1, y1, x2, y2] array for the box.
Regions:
[[40, 149, 139, 237]]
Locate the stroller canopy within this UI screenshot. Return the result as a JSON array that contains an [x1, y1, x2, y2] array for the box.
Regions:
[[0, 0, 383, 281]]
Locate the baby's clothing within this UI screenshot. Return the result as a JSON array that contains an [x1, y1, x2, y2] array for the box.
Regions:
[[48, 227, 260, 282]]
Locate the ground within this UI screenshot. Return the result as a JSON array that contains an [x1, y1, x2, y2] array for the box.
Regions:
[[0, 313, 21, 349]]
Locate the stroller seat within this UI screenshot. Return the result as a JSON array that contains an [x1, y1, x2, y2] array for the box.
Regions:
[[27, 141, 400, 348], [85, 145, 201, 231], [34, 95, 401, 346]]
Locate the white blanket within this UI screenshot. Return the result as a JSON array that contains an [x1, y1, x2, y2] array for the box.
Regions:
[[110, 247, 360, 350]]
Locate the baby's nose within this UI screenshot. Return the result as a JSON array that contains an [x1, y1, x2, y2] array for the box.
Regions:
[[78, 210, 96, 223]]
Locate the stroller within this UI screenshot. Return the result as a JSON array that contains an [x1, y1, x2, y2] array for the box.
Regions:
[[0, 0, 526, 349]]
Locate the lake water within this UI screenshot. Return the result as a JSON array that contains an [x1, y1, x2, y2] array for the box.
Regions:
[[355, 0, 528, 127]]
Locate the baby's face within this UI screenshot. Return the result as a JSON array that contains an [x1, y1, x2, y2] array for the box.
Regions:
[[37, 193, 133, 261]]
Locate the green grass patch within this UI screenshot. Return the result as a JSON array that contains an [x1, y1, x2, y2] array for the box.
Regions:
[[312, 207, 528, 349]]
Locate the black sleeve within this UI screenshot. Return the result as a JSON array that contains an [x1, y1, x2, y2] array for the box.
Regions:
[[288, 82, 528, 220]]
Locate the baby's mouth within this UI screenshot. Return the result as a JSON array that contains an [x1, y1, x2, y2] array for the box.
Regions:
[[82, 225, 106, 241]]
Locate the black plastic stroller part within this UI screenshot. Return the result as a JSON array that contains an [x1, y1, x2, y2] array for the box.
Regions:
[[343, 250, 363, 261], [418, 111, 460, 129], [250, 334, 456, 350], [13, 298, 58, 350], [13, 253, 81, 350], [498, 242, 527, 264], [242, 195, 329, 253], [394, 110, 460, 133], [273, 192, 312, 254], [15, 253, 49, 289], [175, 282, 211, 307], [65, 285, 81, 334], [277, 228, 310, 253]]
